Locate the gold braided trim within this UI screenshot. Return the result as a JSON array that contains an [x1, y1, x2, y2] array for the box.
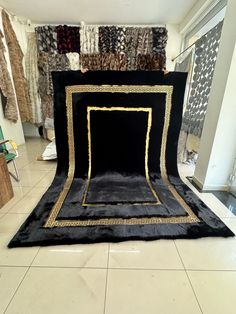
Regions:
[[53, 215, 198, 227], [44, 84, 199, 228], [82, 106, 161, 206]]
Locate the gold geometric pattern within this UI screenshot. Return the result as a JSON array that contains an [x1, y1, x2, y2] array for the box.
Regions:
[[44, 85, 200, 228]]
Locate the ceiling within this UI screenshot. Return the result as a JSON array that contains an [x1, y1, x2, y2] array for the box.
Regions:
[[0, 0, 198, 25]]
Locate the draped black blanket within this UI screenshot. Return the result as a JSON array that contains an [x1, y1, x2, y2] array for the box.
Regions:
[[9, 71, 233, 247]]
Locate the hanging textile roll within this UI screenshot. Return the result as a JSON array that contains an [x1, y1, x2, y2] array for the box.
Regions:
[[0, 29, 18, 122], [152, 27, 168, 68], [116, 27, 126, 54], [80, 53, 102, 70], [35, 25, 57, 53], [109, 26, 118, 53], [101, 53, 112, 70], [80, 25, 99, 54], [100, 53, 127, 70], [99, 26, 110, 53], [152, 27, 168, 52], [137, 54, 152, 70], [66, 52, 80, 70], [137, 28, 153, 54], [175, 51, 194, 163], [25, 32, 42, 124], [2, 10, 32, 123], [113, 53, 127, 70], [56, 25, 80, 54], [125, 28, 139, 71], [47, 53, 69, 95], [151, 53, 166, 70], [99, 26, 118, 53], [38, 52, 53, 119], [125, 27, 139, 56]]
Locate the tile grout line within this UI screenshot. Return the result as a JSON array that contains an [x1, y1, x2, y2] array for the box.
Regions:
[[174, 241, 203, 314], [4, 165, 51, 210], [2, 264, 236, 272], [0, 191, 29, 216], [2, 140, 54, 216], [3, 266, 30, 314], [5, 166, 55, 216], [29, 246, 41, 268], [1, 142, 46, 314], [103, 243, 110, 314], [0, 212, 9, 220], [3, 246, 41, 313]]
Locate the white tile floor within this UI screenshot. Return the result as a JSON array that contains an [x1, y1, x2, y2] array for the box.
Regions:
[[0, 138, 236, 314]]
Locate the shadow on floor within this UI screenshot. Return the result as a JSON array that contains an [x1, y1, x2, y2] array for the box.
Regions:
[[213, 191, 236, 216], [186, 176, 236, 216]]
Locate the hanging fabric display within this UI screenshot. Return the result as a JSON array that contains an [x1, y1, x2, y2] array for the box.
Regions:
[[99, 26, 118, 53], [80, 25, 99, 54], [151, 53, 166, 70], [35, 24, 80, 123], [152, 27, 168, 56], [0, 29, 18, 122], [112, 53, 127, 70], [37, 51, 70, 120], [80, 53, 101, 70], [56, 25, 80, 54], [47, 53, 69, 95], [137, 27, 153, 54], [80, 53, 127, 71], [35, 25, 57, 53], [100, 53, 112, 70], [101, 53, 127, 70], [66, 52, 80, 70], [182, 21, 223, 138], [79, 25, 167, 71], [137, 54, 152, 70], [37, 52, 53, 119], [116, 27, 126, 54], [125, 27, 139, 55], [137, 53, 165, 70], [25, 32, 42, 124], [125, 27, 138, 70], [152, 27, 168, 49], [175, 51, 194, 163], [33, 23, 168, 125], [98, 26, 110, 53], [2, 10, 32, 123], [125, 27, 139, 70]]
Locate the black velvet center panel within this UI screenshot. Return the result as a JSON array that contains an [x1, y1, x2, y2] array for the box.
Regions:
[[8, 71, 234, 247]]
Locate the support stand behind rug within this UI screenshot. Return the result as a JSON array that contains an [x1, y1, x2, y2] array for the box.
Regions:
[[8, 71, 234, 247]]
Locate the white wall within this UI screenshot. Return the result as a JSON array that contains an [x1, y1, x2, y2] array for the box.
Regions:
[[166, 24, 181, 70], [179, 0, 218, 33], [0, 8, 25, 145], [203, 43, 236, 189], [193, 0, 236, 190]]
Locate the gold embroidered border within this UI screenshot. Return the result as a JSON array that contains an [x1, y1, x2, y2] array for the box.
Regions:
[[44, 84, 200, 228], [82, 106, 161, 206]]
